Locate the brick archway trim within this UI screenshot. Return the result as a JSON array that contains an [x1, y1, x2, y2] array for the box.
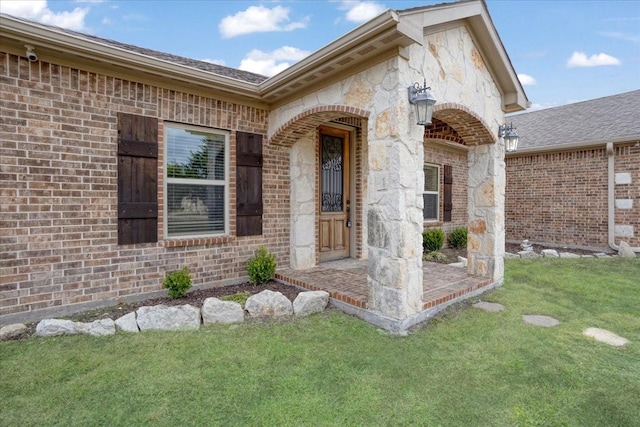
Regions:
[[269, 105, 370, 146], [430, 103, 496, 146]]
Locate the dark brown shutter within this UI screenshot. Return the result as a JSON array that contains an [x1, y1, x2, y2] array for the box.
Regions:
[[443, 164, 453, 222], [236, 132, 263, 236], [117, 113, 158, 245]]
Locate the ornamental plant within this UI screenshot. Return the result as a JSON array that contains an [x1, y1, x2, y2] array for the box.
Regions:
[[163, 267, 192, 298], [247, 246, 277, 285], [422, 228, 445, 253], [448, 227, 468, 249]]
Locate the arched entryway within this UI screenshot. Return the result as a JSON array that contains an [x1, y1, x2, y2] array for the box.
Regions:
[[268, 105, 370, 269]]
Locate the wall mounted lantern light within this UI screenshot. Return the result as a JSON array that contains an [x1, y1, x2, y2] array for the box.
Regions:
[[408, 79, 437, 126], [499, 122, 519, 152]]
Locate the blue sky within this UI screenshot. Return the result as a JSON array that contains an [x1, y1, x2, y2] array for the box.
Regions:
[[4, 0, 639, 110]]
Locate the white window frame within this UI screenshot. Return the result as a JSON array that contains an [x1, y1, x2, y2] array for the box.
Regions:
[[164, 122, 230, 238], [423, 163, 440, 222]]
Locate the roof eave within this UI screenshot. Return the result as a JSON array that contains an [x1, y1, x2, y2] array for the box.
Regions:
[[258, 10, 422, 103], [506, 135, 640, 156], [0, 14, 262, 101]]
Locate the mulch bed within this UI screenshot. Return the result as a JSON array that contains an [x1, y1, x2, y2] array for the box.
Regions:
[[10, 281, 302, 341]]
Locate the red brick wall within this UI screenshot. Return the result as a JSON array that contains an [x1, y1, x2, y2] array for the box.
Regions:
[[505, 145, 640, 250], [0, 52, 291, 320], [423, 143, 468, 239]]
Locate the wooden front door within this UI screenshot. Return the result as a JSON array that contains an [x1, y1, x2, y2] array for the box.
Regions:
[[319, 127, 350, 261]]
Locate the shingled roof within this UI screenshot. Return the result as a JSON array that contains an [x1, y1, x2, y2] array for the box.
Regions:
[[3, 14, 269, 85], [508, 89, 640, 150]]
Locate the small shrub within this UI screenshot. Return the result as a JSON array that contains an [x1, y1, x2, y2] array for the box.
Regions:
[[424, 250, 448, 262], [220, 291, 252, 307], [423, 228, 445, 253], [247, 246, 277, 285], [448, 227, 468, 249], [163, 267, 192, 298]]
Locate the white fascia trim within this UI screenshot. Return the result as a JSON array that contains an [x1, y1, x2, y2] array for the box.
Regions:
[[259, 10, 406, 93], [0, 15, 261, 99], [506, 135, 640, 156]]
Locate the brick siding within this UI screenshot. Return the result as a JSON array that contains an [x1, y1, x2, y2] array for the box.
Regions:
[[423, 143, 468, 238], [0, 52, 291, 319], [505, 145, 640, 250]]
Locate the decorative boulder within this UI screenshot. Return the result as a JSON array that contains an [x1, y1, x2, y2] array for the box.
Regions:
[[245, 290, 293, 317], [0, 323, 28, 340], [75, 318, 116, 336], [115, 312, 139, 333], [559, 252, 580, 259], [618, 241, 637, 258], [136, 304, 201, 331], [518, 251, 540, 259], [35, 319, 77, 337], [293, 291, 329, 317], [541, 249, 559, 258], [201, 298, 245, 324]]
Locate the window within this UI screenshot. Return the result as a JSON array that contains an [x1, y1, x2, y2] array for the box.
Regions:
[[165, 124, 228, 237], [423, 164, 439, 221]]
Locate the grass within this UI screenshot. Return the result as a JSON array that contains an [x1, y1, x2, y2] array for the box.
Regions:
[[1, 258, 639, 426]]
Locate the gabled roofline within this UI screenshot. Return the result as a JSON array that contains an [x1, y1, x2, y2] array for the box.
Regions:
[[398, 0, 528, 113], [1, 0, 528, 112]]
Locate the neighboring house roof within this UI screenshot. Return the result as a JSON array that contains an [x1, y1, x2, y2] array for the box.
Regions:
[[0, 0, 527, 111], [508, 89, 640, 153]]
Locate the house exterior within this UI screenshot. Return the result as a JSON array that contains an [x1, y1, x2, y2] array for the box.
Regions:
[[0, 0, 527, 327], [506, 90, 640, 252]]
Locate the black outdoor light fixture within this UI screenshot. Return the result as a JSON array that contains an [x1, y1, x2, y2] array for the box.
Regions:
[[408, 79, 437, 126], [499, 122, 519, 152]]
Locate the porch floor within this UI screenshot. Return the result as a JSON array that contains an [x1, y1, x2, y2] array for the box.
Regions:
[[275, 259, 492, 311]]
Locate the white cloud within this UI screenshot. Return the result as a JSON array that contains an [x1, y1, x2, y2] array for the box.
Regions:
[[566, 51, 621, 68], [339, 1, 387, 23], [239, 46, 311, 77], [2, 0, 88, 31], [201, 58, 226, 66], [517, 74, 536, 86], [219, 5, 309, 38]]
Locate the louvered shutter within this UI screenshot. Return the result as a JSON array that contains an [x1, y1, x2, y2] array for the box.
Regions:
[[117, 113, 158, 245], [443, 164, 453, 222], [236, 132, 263, 236]]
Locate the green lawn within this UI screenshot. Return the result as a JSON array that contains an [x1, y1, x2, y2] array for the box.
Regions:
[[2, 258, 639, 426]]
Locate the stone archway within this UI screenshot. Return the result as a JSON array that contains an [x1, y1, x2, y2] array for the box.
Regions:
[[268, 105, 370, 269], [427, 103, 504, 281]]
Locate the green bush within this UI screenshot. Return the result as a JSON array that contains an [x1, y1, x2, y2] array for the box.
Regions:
[[424, 250, 447, 262], [448, 227, 468, 249], [422, 228, 445, 253], [247, 246, 277, 285], [163, 267, 192, 298]]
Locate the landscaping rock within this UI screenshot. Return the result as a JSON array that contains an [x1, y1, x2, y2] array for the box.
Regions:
[[518, 251, 540, 259], [594, 253, 609, 258], [75, 318, 116, 336], [472, 302, 505, 312], [559, 252, 581, 259], [583, 327, 630, 347], [581, 255, 594, 258], [0, 323, 28, 340], [136, 304, 201, 331], [457, 256, 468, 267], [618, 241, 637, 258], [522, 315, 560, 327], [115, 312, 139, 333], [293, 291, 329, 317], [504, 252, 519, 259], [201, 297, 245, 324], [35, 319, 78, 337], [245, 290, 293, 317], [541, 249, 559, 258]]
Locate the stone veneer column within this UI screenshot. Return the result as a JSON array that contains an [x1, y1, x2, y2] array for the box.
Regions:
[[467, 143, 505, 282], [289, 135, 316, 269], [366, 119, 424, 320]]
